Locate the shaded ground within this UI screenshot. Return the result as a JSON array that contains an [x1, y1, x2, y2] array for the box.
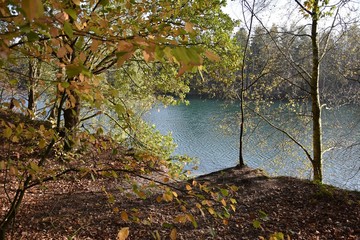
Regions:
[[1, 109, 360, 239], [4, 168, 360, 239]]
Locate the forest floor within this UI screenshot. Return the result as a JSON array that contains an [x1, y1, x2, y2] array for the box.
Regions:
[[1, 109, 360, 240]]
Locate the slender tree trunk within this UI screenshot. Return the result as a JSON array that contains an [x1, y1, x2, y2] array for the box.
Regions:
[[237, 0, 256, 168], [27, 60, 35, 116], [310, 0, 323, 182], [238, 87, 245, 167], [27, 59, 41, 119]]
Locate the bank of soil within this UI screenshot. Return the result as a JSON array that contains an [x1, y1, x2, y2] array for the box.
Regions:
[[3, 167, 360, 239], [1, 109, 360, 239]]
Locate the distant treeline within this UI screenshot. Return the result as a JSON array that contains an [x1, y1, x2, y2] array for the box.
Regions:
[[190, 23, 360, 106]]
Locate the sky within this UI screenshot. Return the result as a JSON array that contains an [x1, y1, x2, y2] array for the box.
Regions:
[[222, 0, 360, 30]]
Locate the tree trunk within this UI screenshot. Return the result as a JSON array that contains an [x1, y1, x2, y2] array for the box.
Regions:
[[63, 90, 80, 151], [27, 59, 41, 119], [238, 88, 245, 167], [310, 0, 323, 182], [0, 177, 31, 240]]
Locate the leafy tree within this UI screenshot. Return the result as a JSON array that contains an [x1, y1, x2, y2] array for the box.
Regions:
[[0, 0, 239, 238]]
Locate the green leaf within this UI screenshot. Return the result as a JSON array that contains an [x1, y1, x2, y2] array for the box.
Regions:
[[65, 9, 77, 21], [30, 162, 39, 172], [39, 139, 46, 149], [115, 104, 126, 115], [3, 127, 12, 138], [220, 188, 229, 197], [162, 223, 174, 229], [61, 82, 70, 88], [27, 31, 39, 42], [259, 210, 268, 220], [99, 0, 110, 6], [64, 21, 73, 38], [252, 219, 261, 229], [270, 232, 285, 240], [66, 64, 82, 78]]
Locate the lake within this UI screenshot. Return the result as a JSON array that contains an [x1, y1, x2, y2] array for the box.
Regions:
[[145, 98, 360, 191]]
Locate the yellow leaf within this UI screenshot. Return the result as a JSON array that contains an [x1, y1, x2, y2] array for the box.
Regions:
[[39, 139, 46, 149], [121, 211, 129, 222], [172, 191, 178, 198], [185, 22, 194, 33], [208, 207, 215, 215], [12, 99, 20, 108], [185, 184, 192, 191], [3, 127, 12, 138], [163, 192, 173, 202], [30, 162, 39, 172], [11, 135, 19, 143], [170, 228, 177, 240], [0, 161, 5, 170], [117, 227, 129, 240], [72, 0, 81, 5], [175, 215, 187, 224], [221, 199, 227, 207], [39, 124, 46, 132]]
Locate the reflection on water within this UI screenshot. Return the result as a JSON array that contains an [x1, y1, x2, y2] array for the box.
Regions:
[[145, 98, 360, 191]]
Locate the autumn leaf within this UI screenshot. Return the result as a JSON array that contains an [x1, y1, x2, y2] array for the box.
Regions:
[[121, 211, 129, 222], [21, 0, 44, 21], [205, 50, 221, 61], [91, 40, 101, 52], [175, 215, 187, 224], [117, 41, 133, 52], [11, 135, 19, 143], [221, 199, 227, 207], [143, 50, 154, 62], [0, 161, 5, 170], [163, 192, 173, 202], [72, 0, 81, 6], [117, 227, 129, 240], [208, 207, 215, 215], [185, 22, 194, 33], [57, 46, 67, 58], [170, 228, 177, 240], [30, 162, 40, 172]]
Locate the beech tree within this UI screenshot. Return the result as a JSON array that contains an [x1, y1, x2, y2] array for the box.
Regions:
[[0, 1, 239, 238]]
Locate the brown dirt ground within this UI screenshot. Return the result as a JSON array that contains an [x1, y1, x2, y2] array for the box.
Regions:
[[1, 109, 360, 240]]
